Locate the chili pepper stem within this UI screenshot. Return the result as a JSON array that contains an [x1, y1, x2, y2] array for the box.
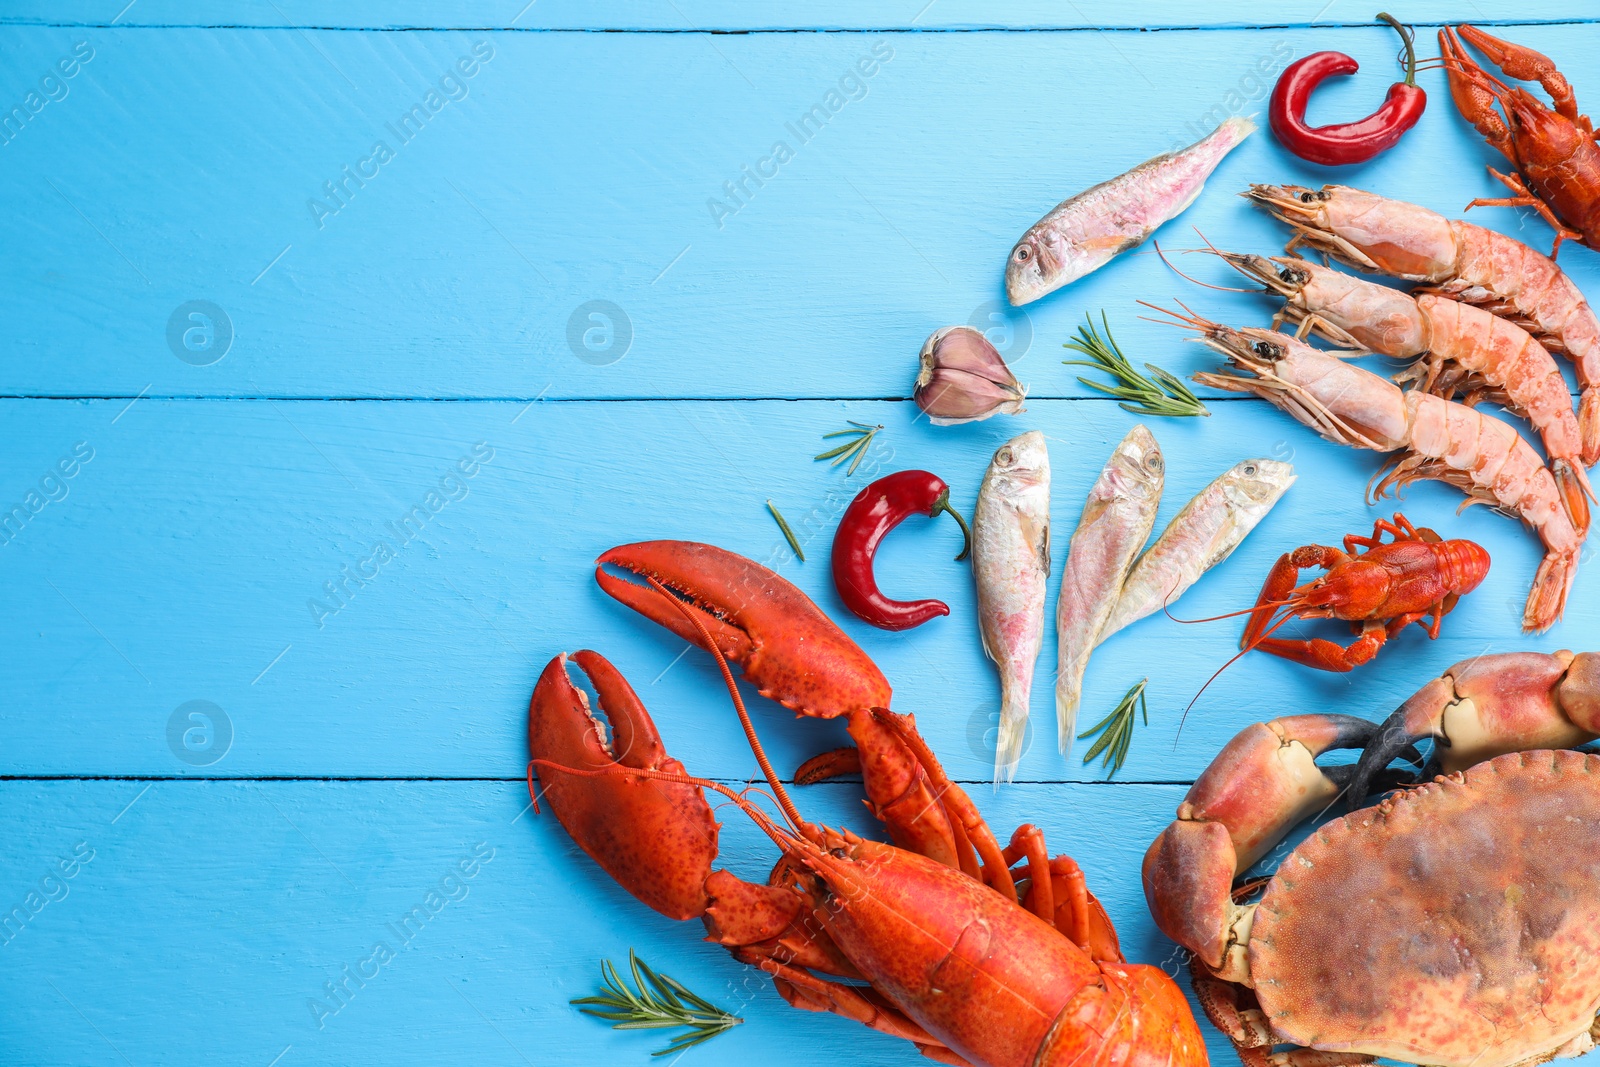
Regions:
[[931, 489, 974, 561], [1377, 12, 1418, 86]]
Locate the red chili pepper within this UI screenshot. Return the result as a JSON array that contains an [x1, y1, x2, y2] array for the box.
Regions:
[[832, 470, 972, 631], [1269, 13, 1426, 166]]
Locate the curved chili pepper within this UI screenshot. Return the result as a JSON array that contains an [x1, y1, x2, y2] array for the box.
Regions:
[[1269, 13, 1426, 166], [832, 470, 972, 631]]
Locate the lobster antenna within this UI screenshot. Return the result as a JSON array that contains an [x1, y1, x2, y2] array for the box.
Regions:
[[1174, 608, 1297, 744], [1162, 597, 1293, 625], [643, 574, 805, 831]]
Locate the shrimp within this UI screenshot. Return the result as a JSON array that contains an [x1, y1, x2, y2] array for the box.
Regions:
[[1218, 251, 1595, 526], [1247, 183, 1600, 462], [1150, 305, 1585, 632]]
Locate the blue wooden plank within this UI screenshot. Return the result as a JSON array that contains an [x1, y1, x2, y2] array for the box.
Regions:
[[4, 24, 1600, 399], [0, 778, 1213, 1066], [2, 1, 1595, 30], [0, 396, 1584, 779]]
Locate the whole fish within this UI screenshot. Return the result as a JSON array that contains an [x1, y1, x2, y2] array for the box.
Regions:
[[1055, 426, 1164, 757], [1099, 458, 1295, 642], [973, 430, 1051, 785], [1005, 116, 1256, 306]]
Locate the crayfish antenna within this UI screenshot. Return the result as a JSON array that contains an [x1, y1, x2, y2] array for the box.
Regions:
[[1175, 609, 1297, 744]]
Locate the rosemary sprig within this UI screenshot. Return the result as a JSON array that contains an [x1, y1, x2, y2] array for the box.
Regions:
[[814, 420, 883, 476], [1063, 312, 1210, 417], [766, 500, 805, 561], [572, 950, 743, 1056], [1077, 678, 1149, 777]]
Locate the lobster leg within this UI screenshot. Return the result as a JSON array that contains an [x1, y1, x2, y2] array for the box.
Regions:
[[764, 960, 972, 1066]]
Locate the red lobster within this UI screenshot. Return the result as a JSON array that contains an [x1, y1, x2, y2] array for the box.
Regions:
[[530, 541, 1207, 1067], [1440, 24, 1600, 256], [1241, 514, 1489, 671]]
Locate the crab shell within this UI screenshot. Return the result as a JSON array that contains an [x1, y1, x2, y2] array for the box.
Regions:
[[1249, 749, 1600, 1066]]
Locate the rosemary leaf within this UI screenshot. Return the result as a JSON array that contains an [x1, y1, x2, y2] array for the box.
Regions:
[[1063, 312, 1210, 418], [1077, 679, 1149, 777], [813, 421, 883, 476], [766, 500, 805, 561], [574, 950, 743, 1057]]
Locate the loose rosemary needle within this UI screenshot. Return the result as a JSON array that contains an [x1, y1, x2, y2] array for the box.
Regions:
[[1077, 678, 1149, 777], [572, 950, 743, 1056], [1064, 312, 1210, 417], [814, 421, 883, 476], [766, 500, 805, 561]]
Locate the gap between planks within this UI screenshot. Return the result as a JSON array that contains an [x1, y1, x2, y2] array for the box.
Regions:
[[2, 20, 1596, 33]]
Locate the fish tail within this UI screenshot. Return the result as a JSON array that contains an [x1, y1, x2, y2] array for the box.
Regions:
[[993, 685, 1031, 786], [1056, 667, 1084, 759]]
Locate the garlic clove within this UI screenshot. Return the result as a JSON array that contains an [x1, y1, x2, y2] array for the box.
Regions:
[[914, 326, 1027, 425]]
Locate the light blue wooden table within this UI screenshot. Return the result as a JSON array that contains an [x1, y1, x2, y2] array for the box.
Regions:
[[4, 4, 1599, 1064]]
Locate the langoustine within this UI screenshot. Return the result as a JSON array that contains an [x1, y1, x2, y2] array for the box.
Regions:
[[1247, 183, 1600, 460], [1161, 309, 1585, 632], [1219, 250, 1597, 520]]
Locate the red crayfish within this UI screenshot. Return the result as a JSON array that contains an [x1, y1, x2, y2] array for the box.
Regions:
[[530, 541, 1208, 1067], [1439, 24, 1600, 255], [1241, 513, 1489, 671]]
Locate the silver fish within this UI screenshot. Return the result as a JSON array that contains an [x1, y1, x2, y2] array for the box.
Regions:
[[1005, 116, 1256, 306], [1054, 426, 1164, 756], [973, 430, 1051, 785], [1099, 458, 1295, 642]]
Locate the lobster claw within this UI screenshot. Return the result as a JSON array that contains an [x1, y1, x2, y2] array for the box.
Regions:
[[597, 541, 964, 870], [529, 650, 718, 921], [596, 540, 892, 719]]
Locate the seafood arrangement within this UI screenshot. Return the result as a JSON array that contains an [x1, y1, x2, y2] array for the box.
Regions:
[[536, 20, 1600, 1067], [532, 543, 1209, 1066]]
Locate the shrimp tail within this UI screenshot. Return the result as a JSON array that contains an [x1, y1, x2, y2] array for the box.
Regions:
[[1525, 549, 1579, 633]]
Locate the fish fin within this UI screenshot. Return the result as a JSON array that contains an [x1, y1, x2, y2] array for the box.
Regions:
[[978, 624, 998, 665]]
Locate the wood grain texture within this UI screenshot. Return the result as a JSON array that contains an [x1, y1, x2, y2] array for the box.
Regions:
[[3, 24, 1600, 399], [7, 11, 1600, 1067], [0, 779, 1224, 1066], [3, 2, 1596, 30]]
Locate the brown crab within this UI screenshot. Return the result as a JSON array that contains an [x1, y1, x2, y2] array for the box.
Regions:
[[1144, 650, 1600, 1067]]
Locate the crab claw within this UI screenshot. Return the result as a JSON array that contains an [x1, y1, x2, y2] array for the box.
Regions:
[[596, 540, 891, 719], [1349, 651, 1600, 802], [1143, 714, 1384, 978], [529, 650, 718, 921]]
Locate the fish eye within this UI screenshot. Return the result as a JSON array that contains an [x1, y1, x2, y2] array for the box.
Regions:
[[1146, 454, 1163, 472], [1243, 463, 1257, 475], [996, 447, 1013, 465], [1014, 246, 1030, 262]]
